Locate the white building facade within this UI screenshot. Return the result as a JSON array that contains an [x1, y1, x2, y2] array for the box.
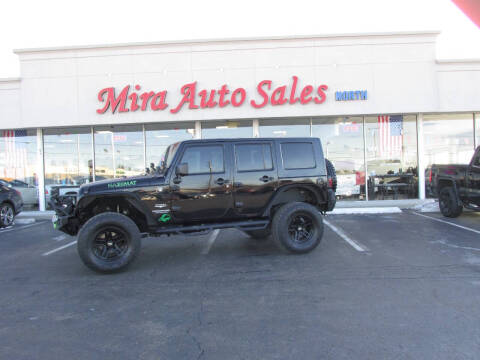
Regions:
[[0, 31, 479, 210]]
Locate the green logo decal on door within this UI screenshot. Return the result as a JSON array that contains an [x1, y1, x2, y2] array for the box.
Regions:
[[159, 214, 171, 223]]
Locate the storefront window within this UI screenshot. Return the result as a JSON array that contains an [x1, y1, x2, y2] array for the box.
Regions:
[[0, 129, 39, 210], [259, 118, 310, 137], [94, 125, 144, 180], [145, 122, 195, 171], [475, 113, 480, 148], [202, 120, 252, 139], [365, 115, 417, 200], [43, 128, 92, 208], [312, 117, 365, 200], [424, 113, 474, 166]]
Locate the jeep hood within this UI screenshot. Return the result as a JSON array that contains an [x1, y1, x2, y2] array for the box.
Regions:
[[78, 175, 166, 196]]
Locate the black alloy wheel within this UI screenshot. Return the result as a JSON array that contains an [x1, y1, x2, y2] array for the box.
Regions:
[[287, 212, 314, 244], [0, 203, 15, 227], [92, 226, 129, 261], [77, 212, 141, 273], [271, 202, 324, 254]]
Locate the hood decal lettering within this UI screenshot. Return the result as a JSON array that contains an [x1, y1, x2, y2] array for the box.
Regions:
[[107, 180, 137, 189]]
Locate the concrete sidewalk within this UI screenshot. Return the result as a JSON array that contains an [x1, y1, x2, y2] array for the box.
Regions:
[[17, 199, 438, 220], [336, 199, 435, 209], [17, 210, 55, 220]]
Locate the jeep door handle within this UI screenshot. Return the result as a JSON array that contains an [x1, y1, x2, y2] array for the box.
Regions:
[[260, 175, 273, 182], [215, 178, 229, 185]]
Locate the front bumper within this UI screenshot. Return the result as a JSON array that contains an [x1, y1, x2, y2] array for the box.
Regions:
[[49, 194, 79, 235], [52, 213, 69, 230], [15, 203, 24, 215], [51, 211, 78, 236]]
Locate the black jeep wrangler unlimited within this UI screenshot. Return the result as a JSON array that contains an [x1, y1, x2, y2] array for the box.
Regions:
[[51, 137, 336, 273]]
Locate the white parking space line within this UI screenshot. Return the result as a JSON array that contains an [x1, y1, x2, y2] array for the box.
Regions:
[[0, 221, 46, 234], [53, 235, 67, 242], [413, 212, 480, 235], [324, 219, 368, 252], [42, 240, 77, 256], [201, 229, 220, 255]]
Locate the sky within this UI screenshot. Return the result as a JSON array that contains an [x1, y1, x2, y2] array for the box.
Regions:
[[0, 0, 479, 78]]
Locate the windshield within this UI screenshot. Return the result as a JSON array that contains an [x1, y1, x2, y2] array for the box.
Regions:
[[0, 179, 12, 187], [162, 142, 181, 171]]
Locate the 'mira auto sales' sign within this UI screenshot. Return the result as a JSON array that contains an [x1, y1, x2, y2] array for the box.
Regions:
[[96, 76, 328, 114]]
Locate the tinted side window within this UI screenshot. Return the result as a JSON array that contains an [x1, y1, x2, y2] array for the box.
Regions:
[[235, 144, 273, 172], [281, 142, 315, 169], [474, 152, 480, 167], [180, 145, 224, 174]]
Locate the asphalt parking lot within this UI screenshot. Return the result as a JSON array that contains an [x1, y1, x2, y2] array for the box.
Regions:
[[1, 210, 480, 359]]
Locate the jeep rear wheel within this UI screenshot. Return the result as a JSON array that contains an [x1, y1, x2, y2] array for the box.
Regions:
[[439, 187, 463, 218], [77, 212, 141, 273], [271, 202, 324, 253]]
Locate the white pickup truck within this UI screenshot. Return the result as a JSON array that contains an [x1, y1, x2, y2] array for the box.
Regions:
[[335, 174, 360, 198], [45, 185, 79, 208]]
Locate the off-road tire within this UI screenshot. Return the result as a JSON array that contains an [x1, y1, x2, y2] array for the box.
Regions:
[[77, 212, 141, 273], [439, 187, 463, 218], [271, 202, 324, 253], [325, 159, 337, 192], [0, 202, 15, 227], [245, 229, 271, 241]]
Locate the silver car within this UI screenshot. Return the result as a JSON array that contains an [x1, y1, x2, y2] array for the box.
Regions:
[[0, 179, 38, 207]]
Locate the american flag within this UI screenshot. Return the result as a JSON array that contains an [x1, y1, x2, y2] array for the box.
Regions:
[[3, 129, 28, 179], [378, 115, 403, 158]]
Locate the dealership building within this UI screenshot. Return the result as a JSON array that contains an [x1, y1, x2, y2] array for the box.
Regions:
[[0, 31, 479, 211]]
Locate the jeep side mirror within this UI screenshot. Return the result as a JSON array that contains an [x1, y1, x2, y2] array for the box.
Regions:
[[175, 163, 188, 176]]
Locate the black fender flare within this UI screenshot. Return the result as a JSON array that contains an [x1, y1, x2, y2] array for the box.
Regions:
[[262, 184, 326, 217], [75, 192, 157, 227], [1, 200, 16, 213]]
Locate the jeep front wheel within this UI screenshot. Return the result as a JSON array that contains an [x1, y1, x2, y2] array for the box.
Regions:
[[77, 212, 141, 273], [439, 187, 463, 218], [271, 202, 324, 253]]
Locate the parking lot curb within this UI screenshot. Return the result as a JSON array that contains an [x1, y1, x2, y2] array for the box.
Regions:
[[330, 207, 402, 215], [17, 211, 55, 220], [15, 218, 36, 225], [336, 199, 436, 209]]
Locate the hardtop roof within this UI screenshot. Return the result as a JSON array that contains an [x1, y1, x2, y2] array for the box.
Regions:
[[179, 137, 320, 144]]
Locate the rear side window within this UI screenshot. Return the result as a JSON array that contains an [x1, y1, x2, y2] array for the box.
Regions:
[[180, 145, 224, 174], [235, 144, 273, 172], [473, 153, 480, 167], [281, 142, 315, 169]]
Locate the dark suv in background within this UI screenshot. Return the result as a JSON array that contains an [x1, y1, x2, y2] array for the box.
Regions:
[[428, 146, 480, 217], [51, 137, 337, 273], [0, 183, 23, 227]]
